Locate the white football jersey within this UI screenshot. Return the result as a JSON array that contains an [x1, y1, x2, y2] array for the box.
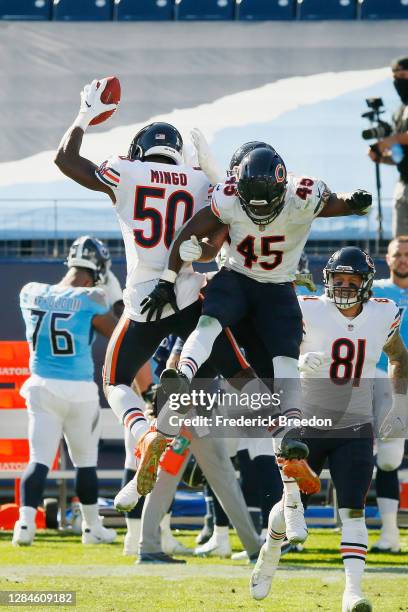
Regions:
[[299, 294, 400, 428], [96, 156, 211, 321], [210, 174, 329, 283]]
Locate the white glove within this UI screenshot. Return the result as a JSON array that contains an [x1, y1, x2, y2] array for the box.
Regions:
[[379, 394, 408, 439], [179, 235, 202, 263], [74, 79, 118, 130], [298, 352, 325, 375], [190, 128, 223, 184], [99, 269, 123, 308]]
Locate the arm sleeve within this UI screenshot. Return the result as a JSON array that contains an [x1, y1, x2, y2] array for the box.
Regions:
[[386, 301, 402, 341], [100, 270, 123, 308], [95, 155, 122, 191]]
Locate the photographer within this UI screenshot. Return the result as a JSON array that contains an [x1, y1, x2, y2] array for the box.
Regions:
[[368, 57, 408, 236]]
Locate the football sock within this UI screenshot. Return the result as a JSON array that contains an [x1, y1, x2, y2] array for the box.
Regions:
[[76, 467, 98, 505], [213, 492, 229, 528], [106, 384, 148, 442], [339, 508, 368, 594], [377, 497, 399, 536], [20, 462, 48, 509], [121, 469, 145, 519], [178, 316, 223, 381], [126, 517, 141, 540], [19, 505, 37, 526], [265, 501, 286, 554], [80, 503, 99, 527], [253, 455, 283, 527]]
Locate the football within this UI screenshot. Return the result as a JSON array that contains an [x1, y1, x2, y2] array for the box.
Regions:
[[89, 76, 121, 126]]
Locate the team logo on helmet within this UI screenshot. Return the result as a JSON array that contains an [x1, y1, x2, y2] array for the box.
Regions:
[[275, 163, 286, 183], [365, 253, 375, 269]]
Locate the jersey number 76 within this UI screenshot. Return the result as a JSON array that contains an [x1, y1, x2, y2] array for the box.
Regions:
[[31, 310, 75, 356]]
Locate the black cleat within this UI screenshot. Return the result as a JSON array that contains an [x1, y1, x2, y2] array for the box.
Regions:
[[160, 368, 190, 396], [278, 438, 309, 460], [136, 552, 186, 564]]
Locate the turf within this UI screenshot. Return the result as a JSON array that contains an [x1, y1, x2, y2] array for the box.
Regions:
[[1, 529, 407, 611]]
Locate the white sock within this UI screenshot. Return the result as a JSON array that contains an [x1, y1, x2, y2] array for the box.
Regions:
[[160, 513, 172, 536], [265, 501, 285, 555], [214, 524, 229, 541], [125, 517, 141, 540], [178, 317, 222, 381], [80, 503, 99, 527], [339, 508, 368, 595], [106, 384, 148, 442], [19, 506, 36, 526], [377, 497, 399, 536]]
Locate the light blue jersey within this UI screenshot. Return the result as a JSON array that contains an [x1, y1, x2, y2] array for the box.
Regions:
[[20, 283, 109, 381], [372, 278, 408, 372]]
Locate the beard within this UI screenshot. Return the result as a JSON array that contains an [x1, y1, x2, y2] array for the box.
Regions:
[[393, 268, 408, 279]]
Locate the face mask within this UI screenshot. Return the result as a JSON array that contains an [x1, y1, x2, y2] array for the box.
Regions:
[[394, 78, 408, 104]]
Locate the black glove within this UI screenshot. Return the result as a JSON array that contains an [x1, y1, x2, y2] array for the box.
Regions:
[[347, 189, 372, 216], [140, 280, 179, 322]]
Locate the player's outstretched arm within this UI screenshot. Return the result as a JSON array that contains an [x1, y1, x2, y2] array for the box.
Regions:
[[380, 331, 408, 438], [54, 79, 117, 203], [318, 190, 372, 218], [167, 206, 225, 274], [92, 312, 118, 338]]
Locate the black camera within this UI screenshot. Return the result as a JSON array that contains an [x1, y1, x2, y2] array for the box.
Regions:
[[361, 97, 392, 140]]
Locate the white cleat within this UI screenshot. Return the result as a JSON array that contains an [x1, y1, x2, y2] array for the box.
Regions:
[[250, 543, 279, 600], [194, 533, 231, 558], [12, 521, 35, 546], [114, 478, 141, 513], [161, 531, 192, 556], [371, 532, 401, 553], [284, 499, 308, 544], [231, 550, 249, 561], [342, 590, 372, 612], [82, 518, 117, 545]]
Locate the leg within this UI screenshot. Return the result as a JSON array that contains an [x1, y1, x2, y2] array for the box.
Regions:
[[373, 438, 405, 552], [122, 427, 145, 555], [13, 386, 62, 546], [64, 398, 116, 545], [328, 431, 374, 611], [195, 491, 231, 558], [191, 436, 261, 558]]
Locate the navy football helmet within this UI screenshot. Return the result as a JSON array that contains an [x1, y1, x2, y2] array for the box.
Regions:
[[323, 247, 375, 309], [128, 122, 183, 165], [66, 236, 111, 283], [236, 147, 287, 226], [229, 141, 274, 175]]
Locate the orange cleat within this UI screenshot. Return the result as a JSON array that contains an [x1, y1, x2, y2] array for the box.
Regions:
[[280, 458, 321, 495], [135, 429, 168, 496]]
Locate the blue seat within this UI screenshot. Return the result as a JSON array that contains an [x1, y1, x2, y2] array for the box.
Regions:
[[175, 0, 234, 21], [114, 0, 173, 21], [298, 0, 356, 20], [360, 0, 408, 19], [52, 0, 113, 21], [0, 0, 51, 20], [236, 0, 296, 21]]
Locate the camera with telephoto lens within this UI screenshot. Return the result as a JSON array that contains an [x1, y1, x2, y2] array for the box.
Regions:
[[361, 98, 392, 141]]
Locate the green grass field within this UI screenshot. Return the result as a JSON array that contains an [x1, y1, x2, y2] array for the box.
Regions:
[[1, 529, 407, 611]]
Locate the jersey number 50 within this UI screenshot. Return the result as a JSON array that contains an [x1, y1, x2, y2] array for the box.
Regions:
[[133, 186, 194, 249]]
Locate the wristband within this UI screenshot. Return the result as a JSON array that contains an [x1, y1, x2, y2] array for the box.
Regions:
[[160, 269, 177, 284], [73, 113, 89, 131]]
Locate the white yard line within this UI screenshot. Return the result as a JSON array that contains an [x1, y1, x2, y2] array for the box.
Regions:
[[1, 564, 406, 581]]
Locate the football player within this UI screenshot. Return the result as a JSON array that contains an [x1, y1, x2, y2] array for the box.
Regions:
[[250, 247, 408, 612], [54, 80, 260, 514], [143, 142, 372, 543], [14, 237, 118, 546], [371, 235, 408, 553]]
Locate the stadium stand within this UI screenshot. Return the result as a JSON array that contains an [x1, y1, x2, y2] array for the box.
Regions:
[[298, 0, 357, 20], [52, 0, 113, 21], [174, 0, 235, 21], [235, 0, 297, 20], [0, 0, 51, 20], [113, 0, 174, 21], [360, 0, 408, 20]]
